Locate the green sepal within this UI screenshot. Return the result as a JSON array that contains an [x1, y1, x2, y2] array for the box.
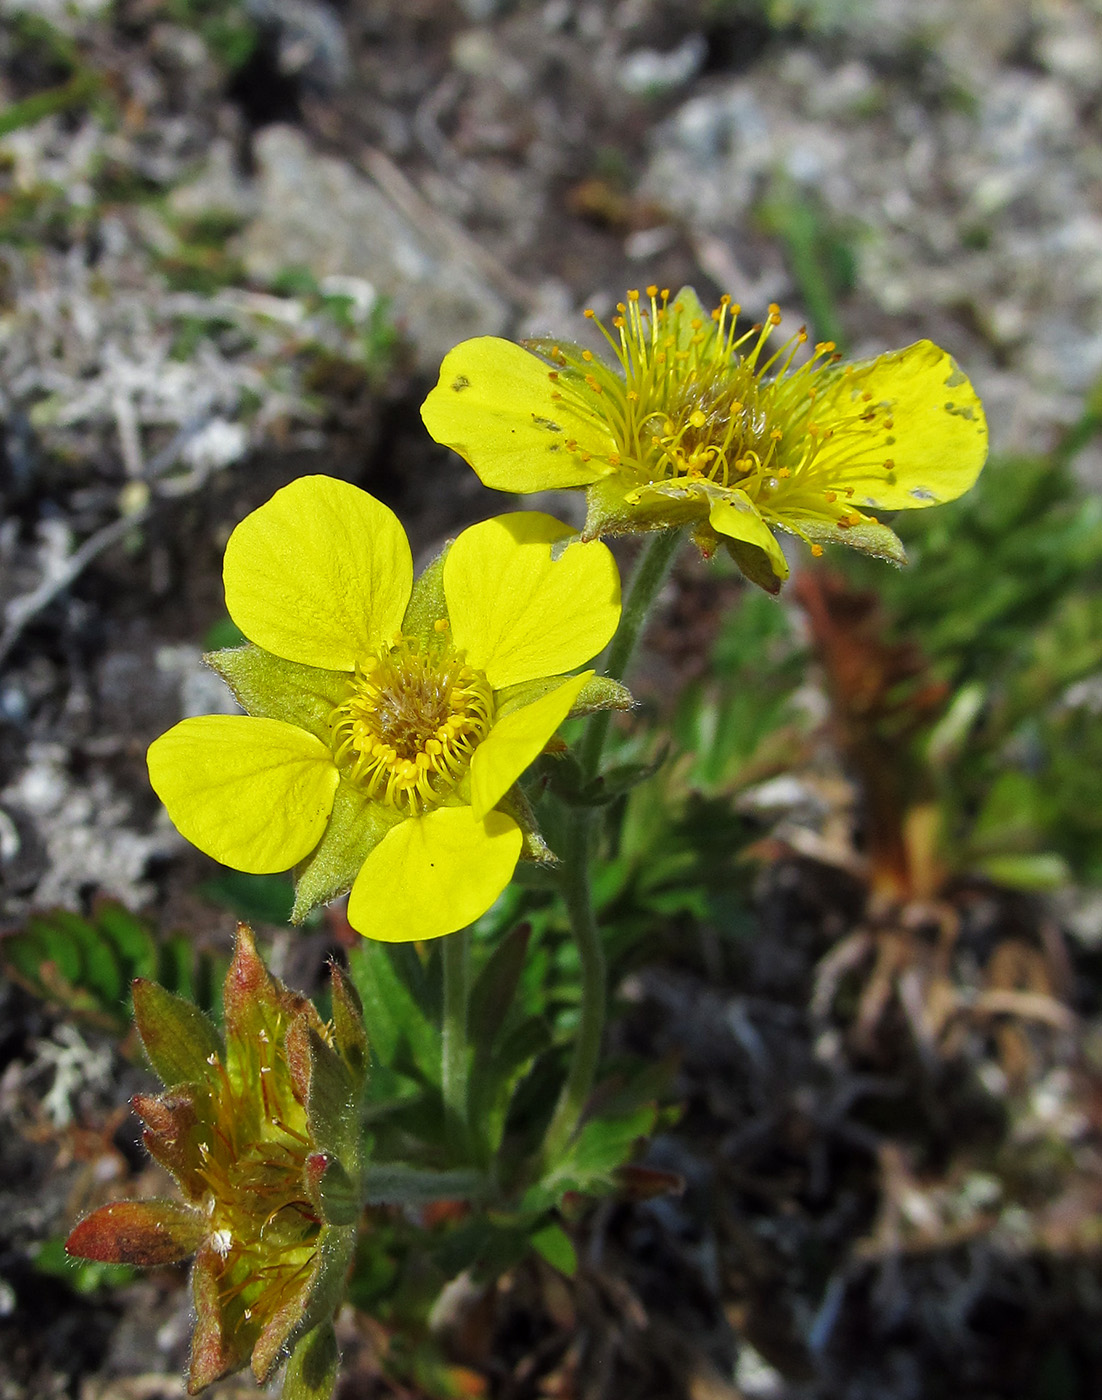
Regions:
[[305, 1152, 360, 1227], [329, 965, 369, 1090], [285, 1022, 358, 1165], [131, 979, 223, 1089], [204, 645, 348, 745], [282, 1320, 339, 1400], [540, 750, 665, 808], [583, 474, 702, 541], [668, 286, 710, 351], [570, 674, 634, 717], [721, 533, 784, 594], [779, 513, 908, 566], [496, 673, 633, 722], [400, 547, 450, 645], [496, 784, 557, 864], [296, 1225, 357, 1357], [291, 780, 398, 924], [223, 924, 326, 1051]]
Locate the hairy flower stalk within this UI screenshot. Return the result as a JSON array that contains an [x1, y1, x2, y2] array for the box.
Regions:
[[66, 925, 367, 1397], [421, 285, 989, 591]]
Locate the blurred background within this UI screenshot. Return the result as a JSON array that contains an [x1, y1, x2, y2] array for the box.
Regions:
[[3, 1, 1102, 1397]]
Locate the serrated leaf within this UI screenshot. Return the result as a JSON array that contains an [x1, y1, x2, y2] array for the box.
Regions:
[[49, 910, 123, 1006], [26, 914, 82, 985], [94, 902, 158, 980]]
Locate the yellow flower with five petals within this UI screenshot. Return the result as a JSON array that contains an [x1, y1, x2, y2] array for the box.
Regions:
[[148, 476, 622, 942], [420, 286, 988, 592]]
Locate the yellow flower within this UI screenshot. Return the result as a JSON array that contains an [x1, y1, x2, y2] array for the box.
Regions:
[[147, 477, 622, 941], [420, 286, 989, 592]]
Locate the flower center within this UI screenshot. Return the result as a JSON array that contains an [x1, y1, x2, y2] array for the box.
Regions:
[[331, 636, 494, 813], [547, 288, 897, 521]]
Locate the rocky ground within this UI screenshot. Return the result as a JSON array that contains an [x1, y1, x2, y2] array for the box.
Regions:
[[3, 0, 1102, 1396]]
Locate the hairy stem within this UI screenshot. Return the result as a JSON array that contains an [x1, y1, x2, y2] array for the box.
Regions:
[[441, 926, 470, 1151], [543, 527, 684, 1165], [578, 526, 683, 780]]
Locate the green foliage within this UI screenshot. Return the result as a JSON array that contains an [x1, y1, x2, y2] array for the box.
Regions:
[[33, 1238, 137, 1295], [840, 422, 1102, 885], [758, 179, 858, 349], [2, 902, 225, 1034], [164, 0, 258, 70]]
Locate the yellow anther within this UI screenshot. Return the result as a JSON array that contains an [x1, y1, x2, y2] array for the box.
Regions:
[[811, 544, 824, 557], [433, 618, 449, 633]]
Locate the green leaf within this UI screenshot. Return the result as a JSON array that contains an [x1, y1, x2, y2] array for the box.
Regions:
[[95, 902, 158, 981], [530, 1222, 577, 1278], [48, 910, 122, 1006], [346, 942, 441, 1085], [975, 852, 1071, 891], [469, 923, 530, 1054], [25, 914, 81, 985], [201, 869, 296, 925]]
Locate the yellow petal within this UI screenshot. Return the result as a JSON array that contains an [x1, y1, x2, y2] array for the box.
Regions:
[[471, 672, 591, 818], [707, 491, 789, 582], [815, 341, 988, 510], [445, 513, 620, 689], [147, 716, 338, 873], [347, 806, 522, 942], [421, 338, 613, 492], [223, 476, 413, 671]]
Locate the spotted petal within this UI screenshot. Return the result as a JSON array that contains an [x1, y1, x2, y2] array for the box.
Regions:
[[148, 716, 338, 873], [421, 338, 613, 492], [445, 513, 620, 689], [347, 806, 522, 942], [810, 341, 988, 511], [223, 476, 413, 672]]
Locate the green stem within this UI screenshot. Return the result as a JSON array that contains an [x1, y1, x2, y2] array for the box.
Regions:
[[441, 926, 470, 1149], [578, 526, 683, 780], [542, 527, 684, 1166], [541, 807, 601, 1164]]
